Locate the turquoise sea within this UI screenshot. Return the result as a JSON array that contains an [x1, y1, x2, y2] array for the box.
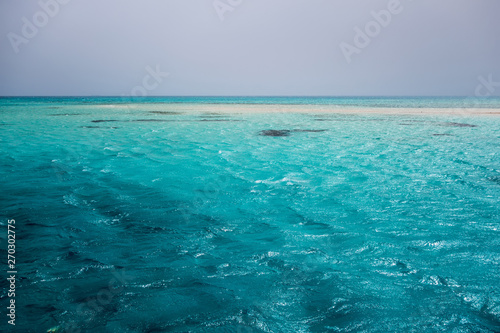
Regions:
[[1, 97, 500, 332]]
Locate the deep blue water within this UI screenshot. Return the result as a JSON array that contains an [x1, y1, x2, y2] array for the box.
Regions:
[[1, 97, 500, 332]]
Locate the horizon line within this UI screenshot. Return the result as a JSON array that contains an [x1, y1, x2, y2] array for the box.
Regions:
[[1, 95, 499, 98]]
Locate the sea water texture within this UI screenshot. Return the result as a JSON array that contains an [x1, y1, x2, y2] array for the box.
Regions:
[[0, 97, 500, 333]]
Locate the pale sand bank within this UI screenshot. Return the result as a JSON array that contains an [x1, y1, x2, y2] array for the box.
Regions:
[[93, 103, 500, 115]]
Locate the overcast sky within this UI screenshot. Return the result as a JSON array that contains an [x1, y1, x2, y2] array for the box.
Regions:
[[0, 0, 499, 96]]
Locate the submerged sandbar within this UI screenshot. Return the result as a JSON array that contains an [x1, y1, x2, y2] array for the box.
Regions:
[[92, 103, 500, 115]]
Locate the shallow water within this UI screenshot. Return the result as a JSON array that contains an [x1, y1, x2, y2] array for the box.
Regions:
[[1, 97, 500, 332]]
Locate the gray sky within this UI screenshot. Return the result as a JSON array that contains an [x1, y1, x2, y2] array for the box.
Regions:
[[0, 0, 499, 96]]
